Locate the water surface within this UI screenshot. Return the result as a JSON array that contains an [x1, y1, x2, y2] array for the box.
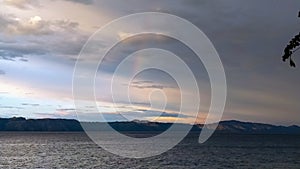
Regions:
[[0, 132, 299, 169]]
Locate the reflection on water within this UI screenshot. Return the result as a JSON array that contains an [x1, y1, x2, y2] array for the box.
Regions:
[[0, 132, 300, 169]]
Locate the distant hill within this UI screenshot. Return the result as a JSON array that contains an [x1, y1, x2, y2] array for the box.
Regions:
[[0, 117, 83, 131], [0, 117, 300, 134], [216, 120, 300, 134]]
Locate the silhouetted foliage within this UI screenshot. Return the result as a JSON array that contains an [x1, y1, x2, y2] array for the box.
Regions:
[[282, 11, 300, 67]]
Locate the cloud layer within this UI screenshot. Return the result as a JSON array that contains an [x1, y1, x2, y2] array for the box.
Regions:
[[0, 0, 300, 125]]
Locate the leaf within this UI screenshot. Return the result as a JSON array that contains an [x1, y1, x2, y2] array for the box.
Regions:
[[290, 59, 296, 67], [282, 54, 289, 62], [282, 12, 299, 68]]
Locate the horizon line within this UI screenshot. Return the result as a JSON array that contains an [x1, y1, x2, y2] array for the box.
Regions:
[[2, 116, 299, 127]]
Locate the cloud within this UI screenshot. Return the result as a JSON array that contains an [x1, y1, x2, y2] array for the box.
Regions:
[[51, 107, 193, 122], [0, 15, 87, 61], [3, 16, 79, 36], [129, 80, 175, 90], [64, 0, 94, 5], [19, 58, 28, 62], [3, 0, 94, 9], [118, 31, 134, 41], [0, 70, 6, 75], [118, 110, 192, 121], [0, 41, 46, 61], [0, 14, 79, 35], [33, 112, 76, 119], [56, 108, 76, 111], [1, 0, 300, 125], [150, 111, 191, 118], [0, 15, 12, 27], [21, 103, 40, 106], [0, 106, 24, 109], [3, 0, 40, 9], [34, 113, 59, 118]]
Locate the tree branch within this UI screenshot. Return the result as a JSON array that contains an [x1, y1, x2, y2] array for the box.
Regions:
[[293, 46, 300, 53]]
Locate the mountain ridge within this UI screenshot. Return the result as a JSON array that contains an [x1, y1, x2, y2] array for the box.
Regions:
[[0, 117, 300, 134]]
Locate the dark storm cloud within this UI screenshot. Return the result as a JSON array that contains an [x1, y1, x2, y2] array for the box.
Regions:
[[98, 34, 208, 83], [94, 0, 300, 74], [0, 42, 47, 61], [176, 0, 300, 71], [91, 0, 300, 124], [0, 53, 23, 61]]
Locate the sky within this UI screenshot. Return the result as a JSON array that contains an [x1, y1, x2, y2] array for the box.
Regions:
[[0, 0, 300, 125]]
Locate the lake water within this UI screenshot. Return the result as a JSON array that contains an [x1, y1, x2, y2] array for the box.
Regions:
[[0, 132, 300, 169]]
